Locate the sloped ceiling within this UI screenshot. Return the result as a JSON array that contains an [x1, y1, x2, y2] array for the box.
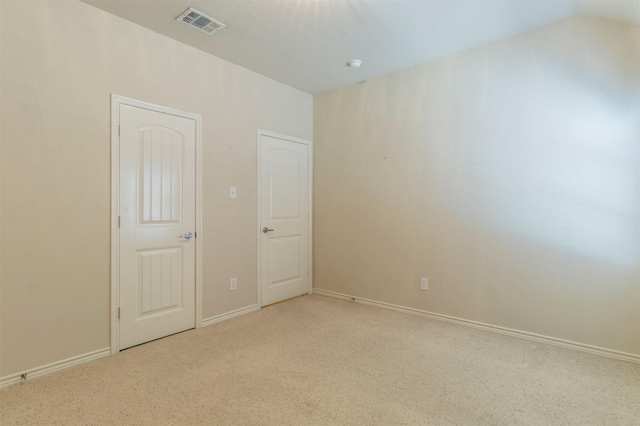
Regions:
[[82, 0, 637, 94]]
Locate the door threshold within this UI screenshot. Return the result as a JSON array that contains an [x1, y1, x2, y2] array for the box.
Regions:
[[262, 293, 307, 308], [120, 328, 195, 351]]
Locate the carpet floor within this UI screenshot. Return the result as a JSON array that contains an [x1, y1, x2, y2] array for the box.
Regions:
[[1, 294, 639, 425]]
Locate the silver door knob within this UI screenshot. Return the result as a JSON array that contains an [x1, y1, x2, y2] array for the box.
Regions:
[[180, 232, 193, 239], [262, 227, 274, 233]]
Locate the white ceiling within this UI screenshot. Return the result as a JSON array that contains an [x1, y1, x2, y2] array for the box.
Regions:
[[82, 0, 639, 94]]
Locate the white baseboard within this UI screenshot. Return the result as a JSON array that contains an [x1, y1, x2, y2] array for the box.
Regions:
[[0, 347, 111, 389], [0, 305, 260, 390], [201, 304, 260, 328], [312, 288, 640, 364]]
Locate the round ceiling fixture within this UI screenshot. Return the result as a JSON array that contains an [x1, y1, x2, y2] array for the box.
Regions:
[[346, 59, 362, 69]]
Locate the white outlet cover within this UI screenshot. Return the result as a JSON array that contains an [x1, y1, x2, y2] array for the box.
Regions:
[[420, 277, 428, 291], [230, 277, 238, 291], [230, 186, 237, 199]]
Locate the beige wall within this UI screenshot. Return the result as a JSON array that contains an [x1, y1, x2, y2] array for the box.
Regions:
[[0, 0, 312, 377], [314, 16, 640, 355]]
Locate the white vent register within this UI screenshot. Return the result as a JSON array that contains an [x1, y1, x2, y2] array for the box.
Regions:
[[176, 8, 225, 35]]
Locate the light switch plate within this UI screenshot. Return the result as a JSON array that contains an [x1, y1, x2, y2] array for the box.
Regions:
[[230, 186, 237, 199]]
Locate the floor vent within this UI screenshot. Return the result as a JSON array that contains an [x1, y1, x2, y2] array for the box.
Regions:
[[176, 8, 225, 35]]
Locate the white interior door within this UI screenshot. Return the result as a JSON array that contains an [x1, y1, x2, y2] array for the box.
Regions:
[[119, 104, 196, 350], [259, 132, 311, 306]]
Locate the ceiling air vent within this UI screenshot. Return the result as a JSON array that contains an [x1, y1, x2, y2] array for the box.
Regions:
[[176, 8, 225, 35]]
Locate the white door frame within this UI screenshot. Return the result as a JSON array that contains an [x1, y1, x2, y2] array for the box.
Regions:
[[110, 94, 203, 354], [256, 129, 313, 308]]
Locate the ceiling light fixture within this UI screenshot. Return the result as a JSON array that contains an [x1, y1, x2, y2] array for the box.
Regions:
[[346, 59, 362, 69]]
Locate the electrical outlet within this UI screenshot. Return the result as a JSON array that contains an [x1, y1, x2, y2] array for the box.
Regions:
[[229, 186, 237, 199], [230, 277, 238, 291], [420, 277, 428, 291]]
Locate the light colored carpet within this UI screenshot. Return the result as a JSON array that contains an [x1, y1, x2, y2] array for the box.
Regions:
[[1, 294, 639, 425]]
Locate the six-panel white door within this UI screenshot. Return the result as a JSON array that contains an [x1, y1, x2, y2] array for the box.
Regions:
[[119, 105, 196, 349], [260, 134, 311, 306]]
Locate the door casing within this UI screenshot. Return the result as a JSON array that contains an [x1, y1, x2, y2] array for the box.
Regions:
[[110, 94, 203, 353], [257, 129, 313, 307]]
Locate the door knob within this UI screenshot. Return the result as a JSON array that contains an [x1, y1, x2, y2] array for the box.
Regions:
[[180, 232, 193, 239], [262, 227, 274, 234]]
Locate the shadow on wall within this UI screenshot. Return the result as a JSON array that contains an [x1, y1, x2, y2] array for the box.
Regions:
[[436, 31, 640, 266]]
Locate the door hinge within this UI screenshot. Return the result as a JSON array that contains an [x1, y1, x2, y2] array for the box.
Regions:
[[194, 232, 197, 238], [117, 307, 120, 319]]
